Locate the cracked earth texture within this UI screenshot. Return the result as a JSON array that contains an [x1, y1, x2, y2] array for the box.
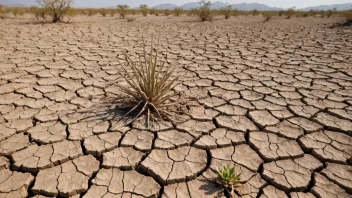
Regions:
[[0, 15, 351, 198]]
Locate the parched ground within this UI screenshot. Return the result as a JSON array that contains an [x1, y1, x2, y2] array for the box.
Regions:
[[0, 14, 352, 198]]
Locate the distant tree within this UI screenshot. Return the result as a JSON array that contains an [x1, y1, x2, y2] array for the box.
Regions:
[[117, 4, 129, 19], [140, 4, 148, 16], [36, 0, 74, 23]]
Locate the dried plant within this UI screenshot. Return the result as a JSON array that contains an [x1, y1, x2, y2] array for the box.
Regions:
[[164, 9, 171, 16], [116, 38, 179, 128], [126, 16, 136, 22], [285, 7, 296, 19], [262, 11, 275, 22], [173, 8, 183, 16], [0, 5, 5, 19], [252, 9, 259, 16], [99, 8, 107, 17], [216, 165, 241, 197], [117, 4, 129, 19], [343, 10, 352, 26]]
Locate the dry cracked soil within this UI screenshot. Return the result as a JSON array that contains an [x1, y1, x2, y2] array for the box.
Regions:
[[0, 14, 351, 198]]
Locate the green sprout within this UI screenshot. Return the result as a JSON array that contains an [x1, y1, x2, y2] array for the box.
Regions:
[[216, 165, 241, 197]]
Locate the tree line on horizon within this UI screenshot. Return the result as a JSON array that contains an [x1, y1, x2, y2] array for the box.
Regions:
[[0, 0, 351, 25]]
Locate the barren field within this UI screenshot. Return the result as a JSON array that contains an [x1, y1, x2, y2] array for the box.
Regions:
[[0, 15, 352, 198]]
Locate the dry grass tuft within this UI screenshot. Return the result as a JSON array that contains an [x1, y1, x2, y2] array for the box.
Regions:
[[126, 16, 136, 22], [116, 37, 179, 128]]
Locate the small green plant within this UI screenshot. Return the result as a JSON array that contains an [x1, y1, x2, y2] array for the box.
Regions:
[[117, 4, 129, 19], [116, 38, 179, 128], [220, 3, 232, 19], [197, 0, 212, 21], [216, 165, 241, 197], [173, 7, 183, 16], [140, 4, 148, 16]]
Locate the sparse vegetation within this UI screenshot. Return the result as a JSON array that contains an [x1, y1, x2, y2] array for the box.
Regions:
[[126, 16, 136, 22], [216, 165, 241, 197], [252, 9, 259, 16], [140, 4, 148, 16], [342, 9, 352, 25], [99, 8, 107, 17], [87, 8, 96, 16], [164, 9, 171, 16], [36, 0, 74, 23], [173, 8, 183, 16], [117, 5, 129, 19], [232, 9, 239, 17], [220, 3, 232, 19], [0, 5, 5, 19], [285, 7, 296, 19], [197, 0, 213, 21], [326, 8, 336, 17], [116, 38, 179, 128], [262, 11, 275, 22]]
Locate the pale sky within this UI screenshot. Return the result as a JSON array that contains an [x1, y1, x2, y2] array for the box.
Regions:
[[1, 0, 352, 9]]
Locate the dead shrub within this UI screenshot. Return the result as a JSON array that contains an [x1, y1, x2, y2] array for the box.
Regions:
[[262, 11, 275, 22], [30, 6, 47, 21], [99, 8, 107, 17], [0, 5, 5, 19], [343, 10, 352, 25], [164, 9, 170, 16], [285, 8, 296, 19], [126, 16, 136, 22], [173, 8, 183, 16]]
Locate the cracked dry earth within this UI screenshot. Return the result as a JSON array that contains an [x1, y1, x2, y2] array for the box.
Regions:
[[0, 15, 351, 198]]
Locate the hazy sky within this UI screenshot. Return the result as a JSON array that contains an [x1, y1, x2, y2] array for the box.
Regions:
[[1, 0, 352, 9]]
